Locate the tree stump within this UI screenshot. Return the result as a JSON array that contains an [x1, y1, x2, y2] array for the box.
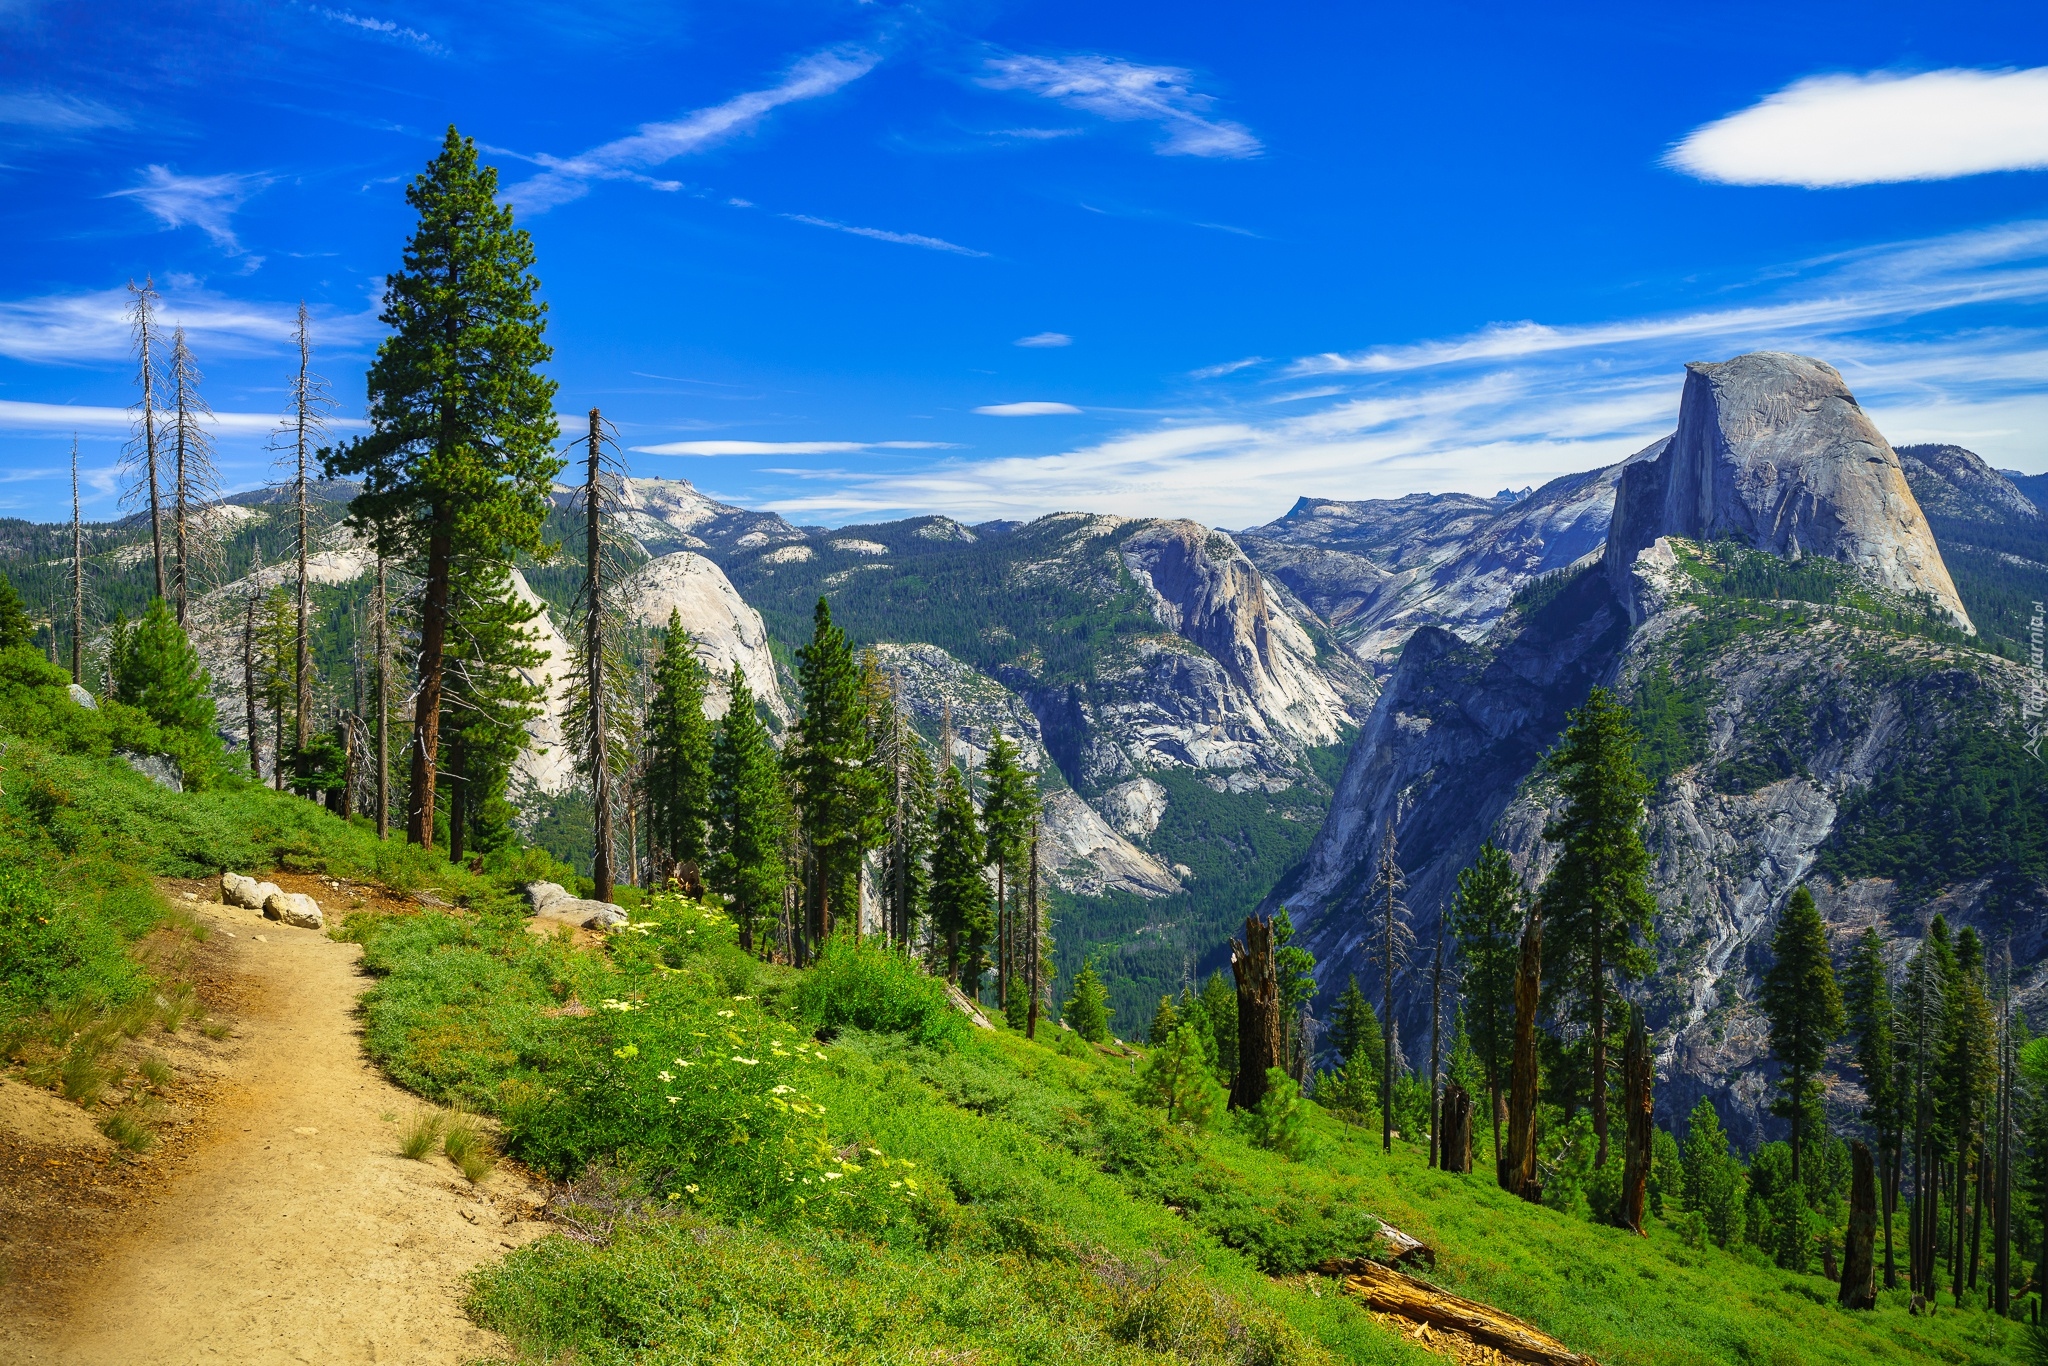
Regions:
[[1230, 914, 1281, 1112], [1617, 1005, 1652, 1234], [1502, 907, 1543, 1201], [1440, 1082, 1473, 1173], [1841, 1139, 1878, 1309]]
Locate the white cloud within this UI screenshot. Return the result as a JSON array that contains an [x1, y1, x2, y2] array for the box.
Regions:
[[108, 166, 271, 254], [631, 439, 955, 456], [0, 283, 379, 364], [0, 399, 363, 435], [781, 214, 988, 257], [1014, 331, 1071, 347], [975, 401, 1082, 416], [0, 90, 128, 132], [1667, 67, 2048, 188], [317, 7, 442, 52], [1189, 355, 1264, 379], [507, 48, 877, 212], [980, 53, 1261, 159], [760, 218, 2048, 526]]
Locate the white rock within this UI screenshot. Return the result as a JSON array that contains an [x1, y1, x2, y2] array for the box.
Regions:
[[525, 881, 626, 928], [263, 891, 325, 929], [222, 874, 280, 910], [524, 881, 573, 913], [67, 683, 97, 710], [617, 552, 789, 722]]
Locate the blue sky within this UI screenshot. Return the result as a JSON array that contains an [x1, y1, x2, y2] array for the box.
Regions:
[[3, 0, 2048, 529]]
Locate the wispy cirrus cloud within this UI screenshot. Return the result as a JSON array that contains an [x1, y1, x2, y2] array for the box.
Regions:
[[0, 90, 129, 132], [0, 283, 378, 364], [1667, 67, 2048, 188], [631, 439, 956, 456], [979, 52, 1261, 159], [1014, 331, 1070, 347], [0, 398, 365, 435], [781, 214, 987, 257], [975, 401, 1080, 416], [108, 166, 272, 254], [758, 219, 2048, 527], [505, 47, 878, 212], [316, 7, 443, 53]]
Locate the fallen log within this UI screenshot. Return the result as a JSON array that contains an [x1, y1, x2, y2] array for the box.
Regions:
[[944, 982, 995, 1030], [1317, 1258, 1594, 1366], [1374, 1218, 1437, 1269]]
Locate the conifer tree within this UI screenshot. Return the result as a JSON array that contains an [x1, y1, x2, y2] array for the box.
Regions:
[[1904, 918, 1954, 1297], [881, 713, 934, 950], [1138, 1024, 1224, 1127], [0, 571, 31, 652], [1845, 925, 1902, 1286], [109, 596, 221, 779], [642, 609, 714, 890], [1064, 959, 1112, 1043], [1537, 685, 1656, 1166], [1197, 968, 1240, 1089], [979, 727, 1036, 1008], [1450, 841, 1521, 1162], [929, 761, 991, 984], [257, 585, 296, 789], [789, 598, 885, 948], [1943, 926, 1997, 1305], [1274, 909, 1318, 1079], [1366, 822, 1413, 1152], [440, 559, 545, 861], [1149, 994, 1182, 1045], [326, 126, 561, 850], [1682, 1096, 1746, 1249], [1762, 885, 1844, 1184], [706, 666, 788, 950]]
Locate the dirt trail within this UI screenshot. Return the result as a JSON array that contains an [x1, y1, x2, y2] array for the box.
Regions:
[[2, 880, 547, 1366]]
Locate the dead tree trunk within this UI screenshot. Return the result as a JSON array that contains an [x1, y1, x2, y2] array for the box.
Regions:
[[70, 441, 85, 686], [584, 408, 614, 902], [1026, 835, 1041, 1040], [1440, 1082, 1473, 1173], [1618, 1004, 1653, 1234], [1842, 1140, 1879, 1308], [1502, 905, 1543, 1201], [1230, 914, 1282, 1112]]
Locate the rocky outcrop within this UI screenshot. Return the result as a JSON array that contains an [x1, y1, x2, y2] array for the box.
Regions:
[[222, 874, 282, 911], [1605, 353, 1971, 630], [525, 881, 628, 929], [263, 890, 325, 929], [1037, 789, 1182, 898], [620, 552, 789, 722], [507, 568, 578, 797], [1240, 446, 1655, 675], [1897, 444, 2039, 524], [597, 477, 805, 559]]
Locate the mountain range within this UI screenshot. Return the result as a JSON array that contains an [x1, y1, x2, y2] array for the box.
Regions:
[[3, 349, 2044, 1145]]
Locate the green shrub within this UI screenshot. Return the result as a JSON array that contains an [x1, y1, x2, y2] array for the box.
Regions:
[[786, 932, 965, 1048], [1242, 1069, 1312, 1158]]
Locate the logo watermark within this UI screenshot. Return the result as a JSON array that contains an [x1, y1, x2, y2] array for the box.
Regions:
[[2025, 600, 2045, 760]]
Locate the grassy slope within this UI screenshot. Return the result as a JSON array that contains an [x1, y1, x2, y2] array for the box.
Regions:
[[346, 901, 2017, 1366]]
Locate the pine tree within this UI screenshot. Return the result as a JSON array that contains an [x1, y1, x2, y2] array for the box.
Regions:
[[109, 597, 220, 780], [1761, 885, 1845, 1185], [1943, 926, 1997, 1304], [0, 571, 31, 652], [1537, 685, 1656, 1166], [1366, 822, 1414, 1153], [326, 126, 561, 850], [1274, 909, 1318, 1079], [789, 598, 885, 950], [642, 609, 714, 890], [888, 727, 935, 950], [1137, 1023, 1225, 1128], [1064, 959, 1112, 1043], [1197, 968, 1240, 1089], [929, 761, 991, 984], [1450, 841, 1522, 1162], [440, 559, 545, 862], [257, 585, 296, 790], [979, 727, 1037, 1009], [1149, 994, 1182, 1045], [1845, 925, 1902, 1286], [707, 667, 790, 952], [1682, 1096, 1745, 1249]]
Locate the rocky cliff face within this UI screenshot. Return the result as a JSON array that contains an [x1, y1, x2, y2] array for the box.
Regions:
[[591, 477, 806, 559], [620, 551, 788, 723], [1281, 354, 2040, 1150], [1606, 353, 1971, 630], [1240, 445, 1654, 675]]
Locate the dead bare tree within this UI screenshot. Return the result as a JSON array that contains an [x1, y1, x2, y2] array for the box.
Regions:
[[275, 302, 335, 755], [1231, 913, 1283, 1112], [123, 277, 167, 600], [1026, 834, 1042, 1039], [167, 327, 222, 626], [243, 543, 266, 781], [568, 407, 635, 901], [69, 438, 86, 685], [1366, 820, 1415, 1153]]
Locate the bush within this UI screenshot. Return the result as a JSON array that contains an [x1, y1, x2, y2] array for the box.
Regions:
[[1243, 1069, 1312, 1158], [786, 931, 965, 1049]]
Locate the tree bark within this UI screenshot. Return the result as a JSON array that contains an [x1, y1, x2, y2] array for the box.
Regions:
[[1502, 906, 1543, 1202], [1230, 914, 1281, 1112], [1842, 1140, 1879, 1308], [374, 549, 389, 840], [1591, 929, 1608, 1167], [1440, 1082, 1473, 1174], [1429, 929, 1443, 1169], [407, 513, 451, 847], [1618, 1004, 1652, 1234], [585, 409, 613, 902], [1026, 836, 1040, 1040]]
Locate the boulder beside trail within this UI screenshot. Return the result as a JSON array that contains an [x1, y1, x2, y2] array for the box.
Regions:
[[522, 881, 627, 929], [222, 875, 283, 911], [263, 890, 325, 930]]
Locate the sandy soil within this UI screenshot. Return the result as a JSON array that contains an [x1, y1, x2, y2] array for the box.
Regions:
[[0, 876, 549, 1366]]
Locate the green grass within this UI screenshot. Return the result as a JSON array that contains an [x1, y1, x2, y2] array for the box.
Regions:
[[343, 899, 2019, 1366]]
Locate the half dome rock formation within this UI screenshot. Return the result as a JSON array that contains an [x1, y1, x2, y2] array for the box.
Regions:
[[1606, 351, 1971, 630], [620, 551, 789, 722]]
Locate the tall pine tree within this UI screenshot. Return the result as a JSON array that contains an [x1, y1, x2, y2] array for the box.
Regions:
[[980, 727, 1036, 1009], [1537, 685, 1656, 1166], [1844, 925, 1902, 1286], [326, 126, 561, 850], [929, 761, 990, 984], [789, 598, 885, 950], [1450, 841, 1522, 1161], [440, 558, 545, 862], [643, 610, 714, 891], [708, 667, 789, 952], [1761, 885, 1844, 1184]]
